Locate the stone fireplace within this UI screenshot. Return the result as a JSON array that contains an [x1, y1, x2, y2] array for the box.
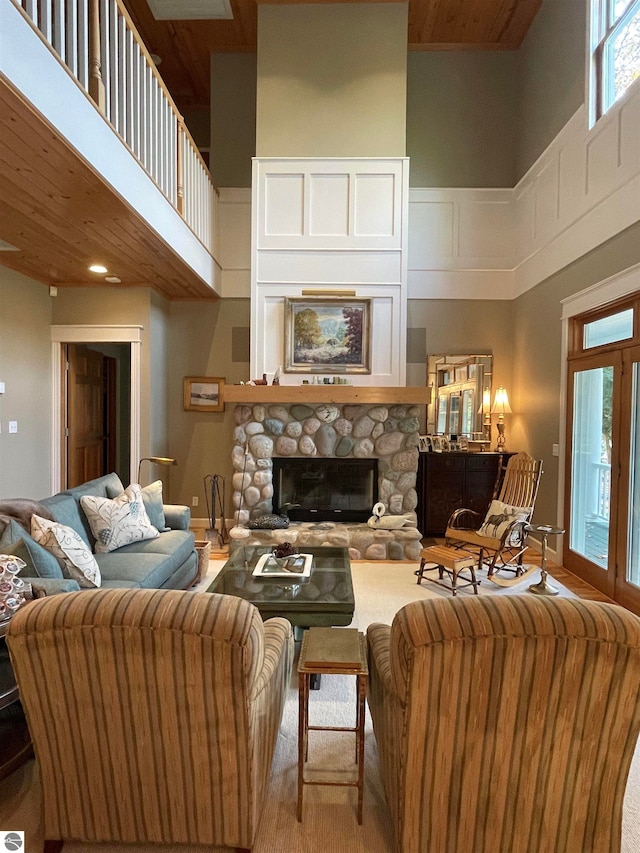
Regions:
[[230, 401, 423, 560]]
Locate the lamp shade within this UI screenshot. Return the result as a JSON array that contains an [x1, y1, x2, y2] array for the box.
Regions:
[[490, 386, 512, 415], [137, 456, 177, 483]]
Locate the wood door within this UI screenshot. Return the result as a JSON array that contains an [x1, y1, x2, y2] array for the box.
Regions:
[[66, 344, 105, 488]]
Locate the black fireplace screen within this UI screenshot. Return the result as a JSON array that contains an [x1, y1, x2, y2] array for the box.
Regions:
[[272, 458, 378, 523]]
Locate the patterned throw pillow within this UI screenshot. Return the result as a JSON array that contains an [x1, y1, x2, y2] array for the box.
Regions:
[[477, 500, 532, 543], [80, 484, 159, 554], [31, 515, 101, 588]]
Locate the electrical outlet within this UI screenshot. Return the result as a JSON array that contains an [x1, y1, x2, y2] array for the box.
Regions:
[[8, 421, 17, 434], [192, 496, 199, 507]]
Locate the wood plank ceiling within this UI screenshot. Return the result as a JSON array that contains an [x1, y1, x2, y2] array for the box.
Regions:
[[0, 0, 542, 300]]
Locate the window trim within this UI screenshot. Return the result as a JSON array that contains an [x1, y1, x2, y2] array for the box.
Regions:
[[590, 0, 640, 125]]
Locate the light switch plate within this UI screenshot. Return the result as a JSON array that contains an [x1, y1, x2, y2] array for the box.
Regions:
[[552, 443, 559, 457], [8, 421, 18, 433]]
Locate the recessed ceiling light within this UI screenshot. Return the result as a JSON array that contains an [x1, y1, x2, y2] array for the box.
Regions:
[[146, 0, 233, 21], [105, 276, 122, 284], [89, 264, 108, 274]]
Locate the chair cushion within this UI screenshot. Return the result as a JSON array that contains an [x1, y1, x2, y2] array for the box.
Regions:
[[80, 484, 159, 554], [31, 515, 101, 588], [445, 527, 502, 551], [477, 500, 531, 542]]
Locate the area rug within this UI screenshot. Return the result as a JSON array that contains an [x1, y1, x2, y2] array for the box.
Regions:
[[1, 561, 638, 853]]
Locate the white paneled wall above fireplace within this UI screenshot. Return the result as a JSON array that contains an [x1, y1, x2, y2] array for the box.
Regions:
[[251, 158, 409, 385]]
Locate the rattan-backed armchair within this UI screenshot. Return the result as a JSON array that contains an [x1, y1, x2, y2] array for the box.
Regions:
[[7, 588, 294, 853], [367, 595, 640, 853], [445, 451, 543, 576]]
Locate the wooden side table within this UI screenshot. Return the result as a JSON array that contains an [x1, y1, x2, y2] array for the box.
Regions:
[[297, 627, 368, 824]]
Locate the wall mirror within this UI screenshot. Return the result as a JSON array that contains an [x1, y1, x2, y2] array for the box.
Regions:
[[426, 354, 492, 441]]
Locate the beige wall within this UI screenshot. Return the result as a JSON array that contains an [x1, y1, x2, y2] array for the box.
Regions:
[[0, 269, 53, 498], [256, 3, 407, 157], [407, 52, 518, 188], [210, 53, 257, 188], [167, 298, 250, 518]]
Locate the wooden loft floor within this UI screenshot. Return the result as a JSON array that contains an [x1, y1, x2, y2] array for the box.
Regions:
[[0, 79, 217, 300]]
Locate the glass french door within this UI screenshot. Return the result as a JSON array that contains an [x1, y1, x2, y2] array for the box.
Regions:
[[565, 342, 640, 612]]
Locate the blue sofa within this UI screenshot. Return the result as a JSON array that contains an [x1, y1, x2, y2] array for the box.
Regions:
[[0, 473, 197, 594]]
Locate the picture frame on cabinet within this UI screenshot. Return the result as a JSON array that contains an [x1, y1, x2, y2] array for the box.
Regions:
[[284, 297, 371, 374], [430, 435, 443, 453], [418, 435, 430, 453], [183, 376, 225, 412]]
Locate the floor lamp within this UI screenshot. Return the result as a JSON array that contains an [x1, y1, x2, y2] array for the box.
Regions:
[[137, 456, 177, 484]]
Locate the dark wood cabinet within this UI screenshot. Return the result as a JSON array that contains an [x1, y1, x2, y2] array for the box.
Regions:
[[417, 452, 512, 537]]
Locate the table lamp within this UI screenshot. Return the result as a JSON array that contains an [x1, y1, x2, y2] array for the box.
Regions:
[[491, 386, 512, 452]]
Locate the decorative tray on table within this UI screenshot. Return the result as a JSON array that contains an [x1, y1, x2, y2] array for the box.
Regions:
[[252, 552, 313, 578]]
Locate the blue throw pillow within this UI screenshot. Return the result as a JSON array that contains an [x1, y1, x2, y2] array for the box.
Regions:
[[0, 519, 64, 579]]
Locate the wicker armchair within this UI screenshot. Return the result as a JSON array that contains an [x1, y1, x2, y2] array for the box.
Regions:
[[367, 595, 640, 853], [7, 588, 293, 853], [445, 451, 543, 576]]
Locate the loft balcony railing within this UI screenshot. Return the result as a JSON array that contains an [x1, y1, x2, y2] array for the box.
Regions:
[[14, 0, 217, 253]]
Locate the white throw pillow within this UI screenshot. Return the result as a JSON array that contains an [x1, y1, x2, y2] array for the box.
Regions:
[[31, 514, 101, 588], [477, 500, 532, 543], [80, 484, 159, 553]]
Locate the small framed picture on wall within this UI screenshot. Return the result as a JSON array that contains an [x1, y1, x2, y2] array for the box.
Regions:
[[183, 376, 225, 412]]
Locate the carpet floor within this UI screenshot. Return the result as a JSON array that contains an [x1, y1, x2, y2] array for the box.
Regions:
[[1, 560, 639, 852]]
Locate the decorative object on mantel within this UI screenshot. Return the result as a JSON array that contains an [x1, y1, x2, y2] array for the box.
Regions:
[[367, 502, 414, 530], [491, 386, 512, 451], [284, 297, 371, 374]]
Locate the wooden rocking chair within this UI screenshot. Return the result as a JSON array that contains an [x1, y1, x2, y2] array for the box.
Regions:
[[445, 452, 543, 577]]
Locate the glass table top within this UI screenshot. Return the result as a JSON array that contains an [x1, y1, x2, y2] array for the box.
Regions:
[[207, 546, 354, 614]]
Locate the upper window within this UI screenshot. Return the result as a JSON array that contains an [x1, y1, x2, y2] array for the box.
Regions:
[[591, 0, 640, 121]]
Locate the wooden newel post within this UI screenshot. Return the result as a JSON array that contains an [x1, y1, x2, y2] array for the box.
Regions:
[[177, 120, 185, 216], [88, 0, 106, 113]]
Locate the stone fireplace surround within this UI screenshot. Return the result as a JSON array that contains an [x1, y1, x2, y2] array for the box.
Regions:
[[229, 401, 423, 560]]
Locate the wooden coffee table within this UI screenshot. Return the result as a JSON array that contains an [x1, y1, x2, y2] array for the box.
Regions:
[[207, 545, 355, 629]]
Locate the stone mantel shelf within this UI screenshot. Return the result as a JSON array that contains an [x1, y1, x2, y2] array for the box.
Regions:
[[223, 386, 430, 405]]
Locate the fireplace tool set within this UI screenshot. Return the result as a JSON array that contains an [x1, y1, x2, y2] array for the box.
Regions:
[[203, 473, 229, 547]]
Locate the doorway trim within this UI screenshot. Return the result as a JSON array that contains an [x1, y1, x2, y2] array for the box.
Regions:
[[51, 325, 143, 494], [559, 261, 640, 558]]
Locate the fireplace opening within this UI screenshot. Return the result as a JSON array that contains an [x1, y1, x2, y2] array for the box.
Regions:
[[272, 458, 378, 523]]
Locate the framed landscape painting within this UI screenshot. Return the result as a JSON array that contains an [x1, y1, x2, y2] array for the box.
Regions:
[[284, 297, 371, 374], [183, 376, 225, 412]]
